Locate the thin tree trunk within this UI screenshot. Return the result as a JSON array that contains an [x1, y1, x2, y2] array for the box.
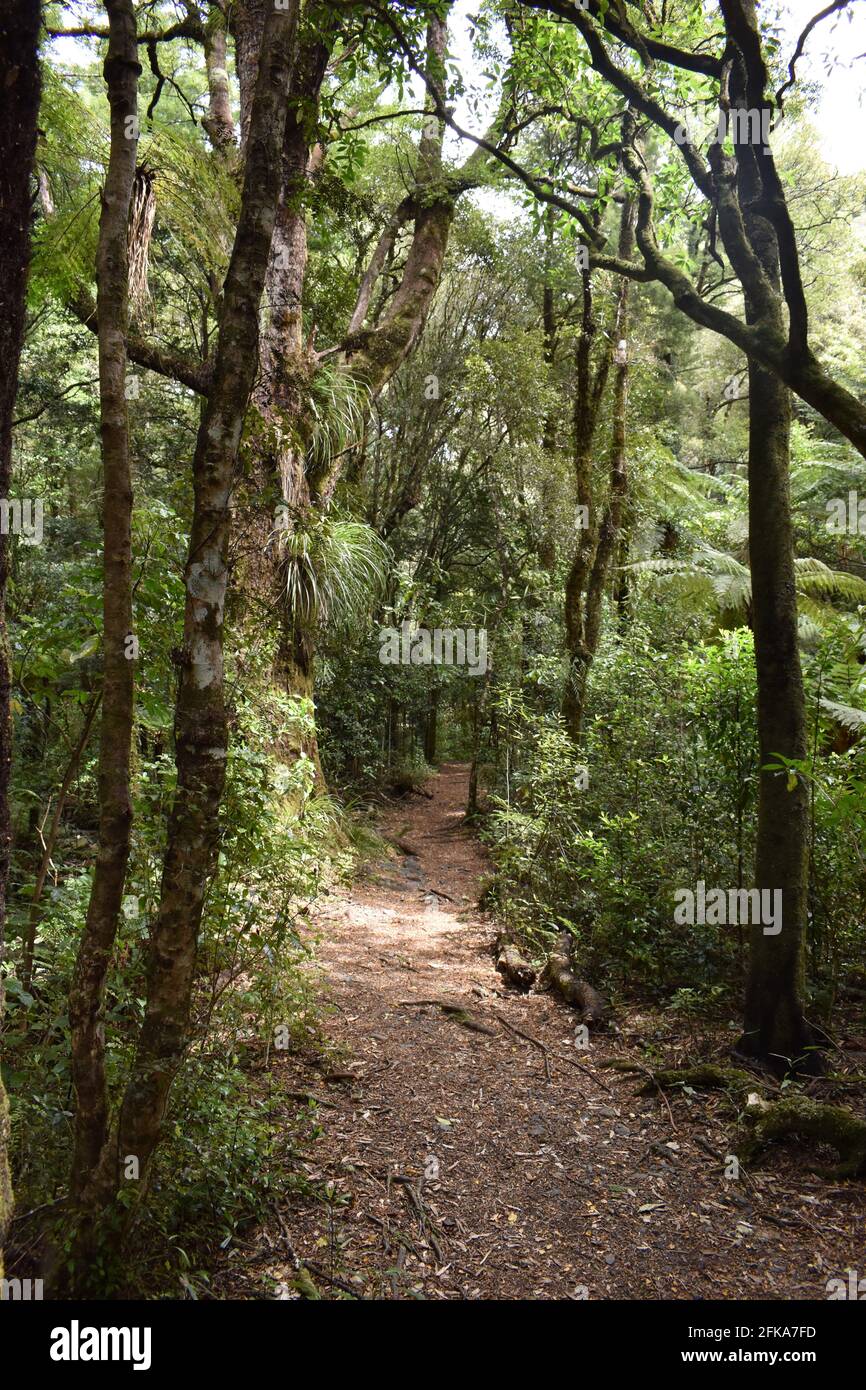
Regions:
[[0, 0, 42, 1283], [22, 694, 101, 991], [613, 530, 632, 629], [108, 0, 301, 1206], [562, 224, 614, 737], [424, 686, 439, 766], [567, 289, 632, 735], [563, 197, 634, 740], [202, 14, 235, 154], [68, 0, 140, 1209]]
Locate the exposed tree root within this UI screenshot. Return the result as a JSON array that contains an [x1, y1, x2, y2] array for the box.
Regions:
[[600, 1061, 757, 1098], [738, 1095, 866, 1179], [605, 1061, 866, 1180]]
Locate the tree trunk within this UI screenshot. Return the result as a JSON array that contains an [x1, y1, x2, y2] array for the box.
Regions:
[[719, 33, 816, 1073], [567, 284, 631, 737], [738, 355, 814, 1070], [0, 0, 41, 1285], [242, 13, 458, 784], [563, 197, 634, 740], [68, 0, 141, 1211], [261, 32, 332, 781], [108, 0, 301, 1207], [202, 15, 235, 155], [423, 686, 439, 765]]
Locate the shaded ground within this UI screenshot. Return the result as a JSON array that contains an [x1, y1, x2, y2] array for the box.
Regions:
[[228, 762, 866, 1300]]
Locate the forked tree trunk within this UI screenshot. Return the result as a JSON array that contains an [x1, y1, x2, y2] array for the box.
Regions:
[[240, 13, 459, 785], [99, 1, 301, 1212], [0, 0, 42, 1284], [68, 0, 140, 1210]]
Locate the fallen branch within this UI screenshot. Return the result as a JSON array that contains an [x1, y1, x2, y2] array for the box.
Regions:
[[542, 932, 608, 1024], [493, 1011, 550, 1081], [303, 1260, 362, 1298], [285, 1090, 340, 1109], [399, 998, 497, 1035]]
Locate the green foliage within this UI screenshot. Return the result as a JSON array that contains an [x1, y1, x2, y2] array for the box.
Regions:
[[3, 687, 348, 1290], [484, 628, 763, 997]]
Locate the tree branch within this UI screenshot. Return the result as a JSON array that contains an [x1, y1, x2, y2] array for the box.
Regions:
[[69, 289, 211, 395]]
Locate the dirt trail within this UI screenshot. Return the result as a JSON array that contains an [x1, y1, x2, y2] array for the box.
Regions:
[[273, 763, 865, 1300]]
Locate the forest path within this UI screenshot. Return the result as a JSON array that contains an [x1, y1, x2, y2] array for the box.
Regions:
[[270, 763, 865, 1301]]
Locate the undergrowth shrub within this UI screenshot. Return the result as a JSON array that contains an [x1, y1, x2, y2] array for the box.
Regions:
[[3, 692, 350, 1293]]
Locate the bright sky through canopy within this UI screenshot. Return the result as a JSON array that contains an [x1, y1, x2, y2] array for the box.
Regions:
[[446, 0, 866, 173], [779, 0, 866, 171]]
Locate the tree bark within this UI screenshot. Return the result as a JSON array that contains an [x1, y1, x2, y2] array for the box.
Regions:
[[423, 686, 439, 765], [0, 0, 41, 1285], [235, 22, 334, 780], [68, 0, 141, 1209], [240, 12, 460, 783], [202, 11, 235, 154], [562, 264, 607, 736], [544, 933, 608, 1024]]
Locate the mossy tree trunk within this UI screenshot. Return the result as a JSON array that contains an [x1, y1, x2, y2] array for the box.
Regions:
[[241, 10, 507, 783], [716, 34, 815, 1072], [563, 194, 634, 740], [738, 353, 813, 1069], [69, 0, 141, 1212]]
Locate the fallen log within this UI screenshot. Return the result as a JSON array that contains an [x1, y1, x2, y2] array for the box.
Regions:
[[495, 933, 536, 991], [388, 836, 422, 856], [543, 932, 608, 1024]]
